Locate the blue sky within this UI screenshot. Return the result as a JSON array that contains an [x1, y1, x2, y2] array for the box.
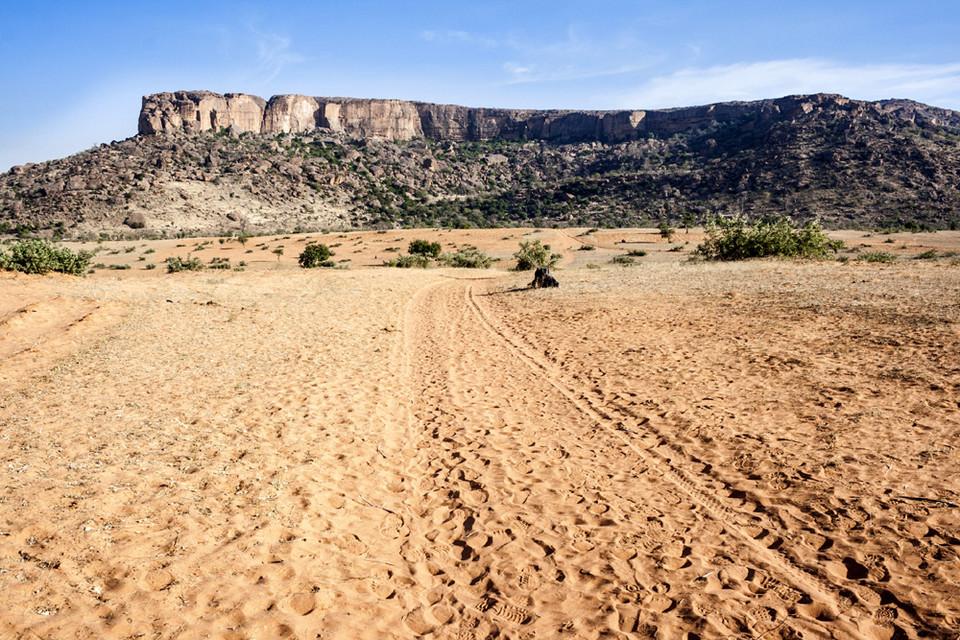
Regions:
[[2, 0, 960, 171]]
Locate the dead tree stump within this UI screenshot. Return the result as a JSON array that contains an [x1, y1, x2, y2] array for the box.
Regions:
[[530, 267, 559, 288]]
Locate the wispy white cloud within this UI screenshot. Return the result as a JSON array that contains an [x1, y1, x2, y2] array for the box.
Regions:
[[501, 60, 646, 84], [421, 29, 498, 48], [423, 25, 659, 85], [610, 59, 960, 110], [500, 26, 657, 83], [252, 30, 305, 84]]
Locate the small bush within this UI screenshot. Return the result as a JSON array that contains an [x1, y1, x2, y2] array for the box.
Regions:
[[298, 244, 335, 268], [166, 255, 205, 272], [626, 249, 647, 257], [611, 255, 636, 266], [408, 239, 442, 258], [658, 220, 675, 241], [384, 254, 431, 268], [578, 245, 596, 251], [209, 257, 232, 270], [914, 249, 939, 260], [514, 239, 561, 271], [0, 239, 92, 276], [437, 247, 495, 268], [696, 215, 841, 261], [858, 251, 897, 263]]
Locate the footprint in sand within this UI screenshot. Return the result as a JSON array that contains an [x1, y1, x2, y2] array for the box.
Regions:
[[380, 512, 405, 538], [612, 534, 640, 560], [287, 592, 316, 615], [144, 569, 174, 591], [491, 600, 532, 624], [403, 607, 435, 635], [862, 553, 889, 581], [757, 574, 804, 604], [330, 533, 367, 555], [767, 470, 790, 490], [747, 605, 777, 631]]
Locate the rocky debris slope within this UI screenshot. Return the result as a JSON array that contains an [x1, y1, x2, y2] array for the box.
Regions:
[[3, 93, 960, 238]]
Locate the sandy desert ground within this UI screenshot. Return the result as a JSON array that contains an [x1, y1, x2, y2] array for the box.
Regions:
[[1, 228, 959, 640]]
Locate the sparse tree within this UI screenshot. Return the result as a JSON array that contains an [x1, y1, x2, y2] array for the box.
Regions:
[[408, 239, 442, 258], [298, 244, 335, 268], [658, 219, 676, 242], [514, 239, 561, 271]]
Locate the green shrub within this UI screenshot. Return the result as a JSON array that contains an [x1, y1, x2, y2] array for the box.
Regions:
[[611, 255, 636, 266], [858, 251, 897, 263], [209, 257, 232, 270], [914, 249, 939, 260], [384, 254, 432, 268], [166, 255, 205, 273], [298, 244, 335, 268], [578, 245, 596, 251], [696, 215, 841, 261], [514, 239, 561, 271], [408, 239, 442, 258], [437, 247, 495, 268], [0, 239, 92, 276], [626, 249, 647, 257], [658, 220, 675, 241]]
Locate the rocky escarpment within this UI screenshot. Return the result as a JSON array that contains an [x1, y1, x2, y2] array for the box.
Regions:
[[140, 91, 960, 144], [4, 93, 960, 237]]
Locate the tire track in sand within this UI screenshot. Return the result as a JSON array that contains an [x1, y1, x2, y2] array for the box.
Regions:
[[384, 277, 869, 639], [463, 281, 886, 638]]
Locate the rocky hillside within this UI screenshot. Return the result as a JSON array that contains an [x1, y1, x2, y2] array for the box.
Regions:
[[2, 92, 960, 238]]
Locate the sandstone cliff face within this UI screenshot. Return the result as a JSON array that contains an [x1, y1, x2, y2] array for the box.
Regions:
[[138, 91, 960, 146], [263, 95, 319, 133], [139, 91, 268, 135], [328, 99, 423, 138], [137, 91, 706, 141]]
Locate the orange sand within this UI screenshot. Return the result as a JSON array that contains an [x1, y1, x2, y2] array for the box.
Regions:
[[1, 229, 959, 639]]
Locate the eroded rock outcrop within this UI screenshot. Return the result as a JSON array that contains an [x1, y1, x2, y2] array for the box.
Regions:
[[130, 90, 960, 145], [263, 95, 319, 133], [147, 91, 839, 141], [139, 91, 268, 135]]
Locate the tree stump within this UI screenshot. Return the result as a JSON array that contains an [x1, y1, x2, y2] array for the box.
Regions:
[[530, 267, 559, 288]]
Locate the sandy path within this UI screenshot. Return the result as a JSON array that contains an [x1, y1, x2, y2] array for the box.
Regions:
[[377, 277, 793, 638]]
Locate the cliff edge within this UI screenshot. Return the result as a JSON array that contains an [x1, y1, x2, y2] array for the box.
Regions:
[[140, 91, 959, 143]]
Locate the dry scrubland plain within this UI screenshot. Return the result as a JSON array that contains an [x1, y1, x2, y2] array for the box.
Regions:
[[1, 228, 959, 640]]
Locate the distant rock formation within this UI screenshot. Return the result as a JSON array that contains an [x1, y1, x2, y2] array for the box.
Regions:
[[141, 90, 959, 143], [5, 90, 959, 239]]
